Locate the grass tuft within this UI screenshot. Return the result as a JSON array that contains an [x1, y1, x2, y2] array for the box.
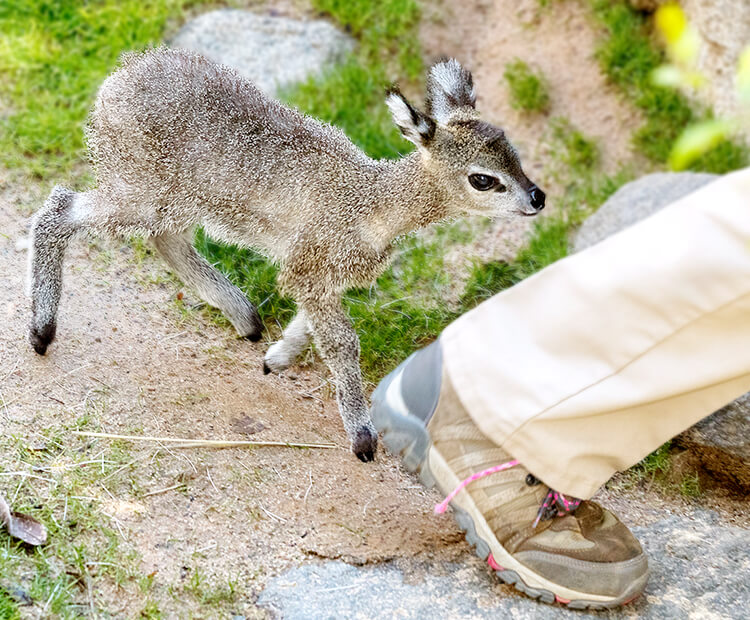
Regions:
[[550, 118, 599, 171], [0, 417, 144, 615], [504, 59, 550, 113], [0, 589, 20, 619], [679, 473, 701, 498], [636, 441, 672, 477]]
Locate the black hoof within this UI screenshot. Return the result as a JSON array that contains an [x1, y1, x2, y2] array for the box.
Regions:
[[29, 323, 56, 356], [244, 328, 263, 343], [352, 426, 378, 462], [262, 361, 271, 375]]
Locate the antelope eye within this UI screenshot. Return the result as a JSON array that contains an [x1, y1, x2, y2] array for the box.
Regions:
[[468, 173, 498, 191]]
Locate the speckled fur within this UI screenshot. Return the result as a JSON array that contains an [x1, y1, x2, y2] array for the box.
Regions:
[[28, 49, 542, 461]]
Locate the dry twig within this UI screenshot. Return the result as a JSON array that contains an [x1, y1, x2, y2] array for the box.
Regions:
[[73, 430, 336, 450]]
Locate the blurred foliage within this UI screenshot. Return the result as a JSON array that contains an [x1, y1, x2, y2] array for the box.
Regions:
[[590, 0, 748, 173], [312, 0, 422, 79], [652, 3, 749, 170], [550, 118, 599, 170], [0, 589, 20, 620]]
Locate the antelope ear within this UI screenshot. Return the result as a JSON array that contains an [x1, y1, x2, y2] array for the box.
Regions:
[[425, 58, 476, 124], [385, 88, 436, 147]]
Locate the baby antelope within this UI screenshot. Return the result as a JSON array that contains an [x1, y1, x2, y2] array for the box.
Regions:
[[27, 49, 545, 461]]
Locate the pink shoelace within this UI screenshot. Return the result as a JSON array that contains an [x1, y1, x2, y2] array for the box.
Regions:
[[434, 460, 582, 528]]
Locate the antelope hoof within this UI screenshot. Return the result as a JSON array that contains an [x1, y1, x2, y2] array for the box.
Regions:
[[29, 322, 56, 356], [244, 328, 263, 342], [352, 425, 378, 462]]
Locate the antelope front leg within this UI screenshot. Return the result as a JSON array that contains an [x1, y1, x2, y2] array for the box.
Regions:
[[303, 299, 377, 462]]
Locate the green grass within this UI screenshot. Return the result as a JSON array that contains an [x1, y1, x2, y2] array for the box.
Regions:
[[635, 440, 673, 477], [679, 473, 701, 498], [625, 441, 704, 497], [139, 599, 163, 619], [0, 0, 213, 182], [312, 0, 422, 80], [282, 0, 422, 158], [181, 569, 236, 607], [550, 118, 599, 171], [589, 0, 748, 173], [283, 60, 409, 160], [503, 59, 550, 113], [196, 227, 455, 382], [0, 398, 260, 615], [0, 589, 21, 619]]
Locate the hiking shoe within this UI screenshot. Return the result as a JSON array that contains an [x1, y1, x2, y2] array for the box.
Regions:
[[371, 342, 649, 609]]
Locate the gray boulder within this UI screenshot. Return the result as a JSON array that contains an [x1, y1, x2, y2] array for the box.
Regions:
[[170, 10, 355, 97], [575, 172, 749, 492], [574, 172, 717, 252], [257, 510, 750, 618], [677, 395, 750, 492]]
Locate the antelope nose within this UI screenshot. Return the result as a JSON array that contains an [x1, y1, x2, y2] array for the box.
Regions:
[[530, 186, 546, 211]]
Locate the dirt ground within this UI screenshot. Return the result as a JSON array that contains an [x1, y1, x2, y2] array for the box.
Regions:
[[1, 1, 747, 616]]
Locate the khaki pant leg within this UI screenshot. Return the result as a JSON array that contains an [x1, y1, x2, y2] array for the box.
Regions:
[[441, 168, 750, 498]]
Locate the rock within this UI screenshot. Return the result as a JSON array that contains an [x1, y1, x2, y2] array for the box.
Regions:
[[575, 172, 749, 493], [574, 172, 717, 252], [170, 10, 355, 97], [680, 0, 750, 127], [675, 394, 750, 493], [257, 510, 750, 618], [630, 510, 750, 617]]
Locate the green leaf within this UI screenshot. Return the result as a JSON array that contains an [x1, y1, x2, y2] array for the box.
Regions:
[[669, 119, 732, 170], [737, 45, 750, 102]]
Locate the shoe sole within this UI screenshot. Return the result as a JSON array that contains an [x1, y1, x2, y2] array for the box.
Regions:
[[371, 371, 648, 610]]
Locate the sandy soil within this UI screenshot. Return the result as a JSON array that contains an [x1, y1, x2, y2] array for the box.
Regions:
[[422, 0, 642, 175]]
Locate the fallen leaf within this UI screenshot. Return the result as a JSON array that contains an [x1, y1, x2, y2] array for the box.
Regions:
[[0, 494, 47, 546]]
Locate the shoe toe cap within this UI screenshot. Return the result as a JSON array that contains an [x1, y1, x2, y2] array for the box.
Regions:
[[513, 548, 649, 600]]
